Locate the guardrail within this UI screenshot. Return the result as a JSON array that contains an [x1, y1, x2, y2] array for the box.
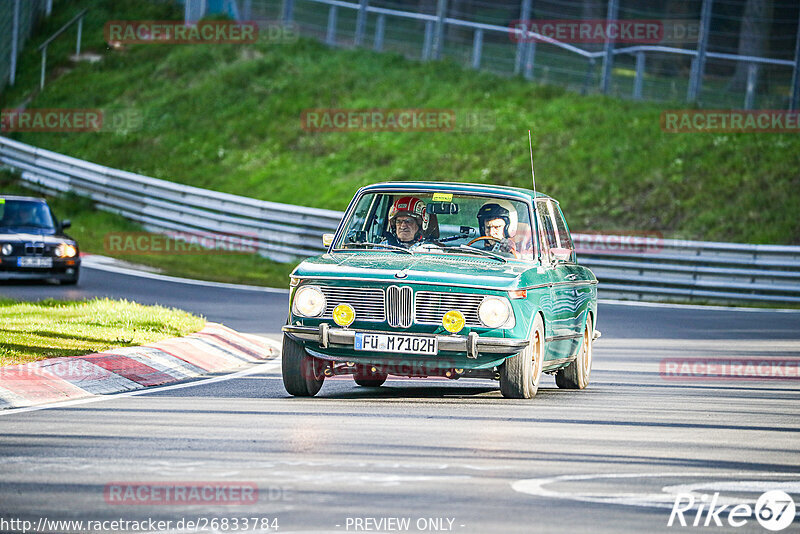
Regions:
[[2, 136, 799, 305]]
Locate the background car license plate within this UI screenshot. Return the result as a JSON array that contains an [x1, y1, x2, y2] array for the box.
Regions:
[[17, 257, 52, 268], [354, 333, 438, 355]]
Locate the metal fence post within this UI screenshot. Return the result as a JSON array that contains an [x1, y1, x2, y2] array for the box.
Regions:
[[282, 0, 294, 26], [471, 28, 483, 69], [40, 47, 46, 90], [600, 0, 619, 94], [46, 0, 52, 16], [744, 63, 757, 109], [354, 0, 368, 47], [326, 6, 337, 46], [514, 0, 532, 75], [422, 20, 433, 61], [75, 15, 83, 56], [687, 0, 712, 103], [791, 8, 800, 111], [633, 51, 645, 99], [9, 0, 20, 86], [374, 14, 385, 52], [243, 0, 252, 20], [582, 58, 595, 95], [432, 0, 447, 60], [523, 41, 536, 80]]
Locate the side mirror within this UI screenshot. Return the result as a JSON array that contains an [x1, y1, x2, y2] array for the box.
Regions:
[[322, 233, 334, 247], [551, 247, 572, 263], [61, 219, 71, 230]]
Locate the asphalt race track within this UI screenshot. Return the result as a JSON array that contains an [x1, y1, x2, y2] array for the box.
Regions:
[[1, 264, 799, 533]]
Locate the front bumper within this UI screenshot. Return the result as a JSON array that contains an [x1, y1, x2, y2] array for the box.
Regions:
[[0, 259, 80, 280], [282, 324, 528, 359]]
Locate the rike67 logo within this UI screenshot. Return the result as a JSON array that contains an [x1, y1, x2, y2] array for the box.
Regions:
[[669, 490, 796, 531]]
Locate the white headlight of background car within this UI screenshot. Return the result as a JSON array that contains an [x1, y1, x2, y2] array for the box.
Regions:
[[55, 243, 77, 258], [1, 244, 12, 256], [478, 296, 514, 329], [292, 285, 326, 317]]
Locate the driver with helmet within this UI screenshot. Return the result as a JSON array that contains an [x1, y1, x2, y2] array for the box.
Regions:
[[383, 196, 429, 248], [476, 203, 519, 258]]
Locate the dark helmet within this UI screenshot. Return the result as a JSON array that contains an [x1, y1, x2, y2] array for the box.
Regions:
[[477, 203, 511, 238]]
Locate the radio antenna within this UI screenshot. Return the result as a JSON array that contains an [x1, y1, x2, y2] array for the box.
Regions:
[[528, 130, 542, 265], [528, 129, 536, 195]]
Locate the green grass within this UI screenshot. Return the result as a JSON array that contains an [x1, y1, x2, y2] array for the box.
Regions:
[[2, 0, 799, 246], [0, 296, 205, 366], [0, 171, 298, 287]]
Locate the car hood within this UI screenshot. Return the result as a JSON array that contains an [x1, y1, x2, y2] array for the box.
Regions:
[[293, 252, 545, 290], [0, 230, 73, 244]]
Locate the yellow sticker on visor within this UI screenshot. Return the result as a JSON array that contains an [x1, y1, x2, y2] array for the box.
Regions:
[[432, 193, 453, 202]]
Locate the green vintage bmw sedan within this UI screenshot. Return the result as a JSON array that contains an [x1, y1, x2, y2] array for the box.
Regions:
[[282, 182, 598, 398]]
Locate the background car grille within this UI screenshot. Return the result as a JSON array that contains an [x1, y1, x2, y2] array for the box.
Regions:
[[386, 286, 413, 328], [415, 291, 485, 327], [24, 242, 46, 256], [320, 286, 385, 322]]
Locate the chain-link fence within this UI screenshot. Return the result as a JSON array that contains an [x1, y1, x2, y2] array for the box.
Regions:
[[0, 0, 52, 94], [193, 0, 800, 110]]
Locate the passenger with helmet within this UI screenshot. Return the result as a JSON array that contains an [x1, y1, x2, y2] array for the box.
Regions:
[[476, 203, 519, 258], [382, 196, 430, 248]]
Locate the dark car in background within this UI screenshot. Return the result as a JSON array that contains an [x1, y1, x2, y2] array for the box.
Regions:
[[0, 195, 80, 285]]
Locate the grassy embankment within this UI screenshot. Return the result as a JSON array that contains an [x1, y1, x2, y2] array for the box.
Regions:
[[0, 297, 205, 366]]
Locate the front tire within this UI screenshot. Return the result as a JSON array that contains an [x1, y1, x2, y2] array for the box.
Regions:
[[281, 334, 325, 397], [500, 314, 544, 399], [555, 315, 593, 389], [60, 268, 80, 285], [354, 365, 388, 387]]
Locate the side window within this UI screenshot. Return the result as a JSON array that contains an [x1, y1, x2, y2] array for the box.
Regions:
[[536, 199, 557, 256], [553, 204, 574, 253]]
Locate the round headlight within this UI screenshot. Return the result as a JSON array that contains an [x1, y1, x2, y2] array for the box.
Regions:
[[292, 285, 326, 317], [478, 297, 513, 329], [442, 310, 465, 334], [1, 244, 12, 256], [55, 243, 77, 258], [332, 303, 355, 327]]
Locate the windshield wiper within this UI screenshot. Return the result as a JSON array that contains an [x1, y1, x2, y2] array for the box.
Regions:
[[448, 244, 507, 263], [339, 242, 414, 255]]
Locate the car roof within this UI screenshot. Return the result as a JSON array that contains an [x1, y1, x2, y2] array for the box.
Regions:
[[0, 195, 47, 203], [359, 181, 553, 203]]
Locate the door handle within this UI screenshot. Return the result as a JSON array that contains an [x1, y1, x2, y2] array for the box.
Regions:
[[566, 274, 579, 281]]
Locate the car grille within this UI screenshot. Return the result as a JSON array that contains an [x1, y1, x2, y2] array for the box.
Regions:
[[320, 286, 385, 322], [415, 291, 485, 327], [25, 242, 46, 256], [386, 286, 413, 328]]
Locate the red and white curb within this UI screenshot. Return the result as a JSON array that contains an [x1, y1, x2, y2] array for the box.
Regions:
[[0, 323, 278, 410]]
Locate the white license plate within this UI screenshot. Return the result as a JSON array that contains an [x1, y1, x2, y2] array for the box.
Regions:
[[17, 257, 53, 268], [354, 333, 438, 355]]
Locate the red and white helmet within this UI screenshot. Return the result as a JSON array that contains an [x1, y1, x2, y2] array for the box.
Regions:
[[388, 196, 429, 233]]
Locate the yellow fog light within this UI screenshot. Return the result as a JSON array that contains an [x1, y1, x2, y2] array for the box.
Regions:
[[332, 303, 356, 327], [442, 310, 465, 334]]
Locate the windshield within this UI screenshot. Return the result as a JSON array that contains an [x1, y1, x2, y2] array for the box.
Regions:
[[0, 199, 56, 230], [334, 191, 537, 261]]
